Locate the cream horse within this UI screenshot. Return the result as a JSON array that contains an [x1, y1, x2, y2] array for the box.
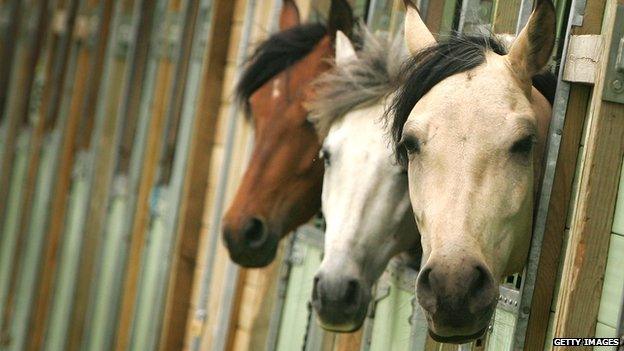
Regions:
[[307, 29, 421, 332], [389, 0, 556, 343]]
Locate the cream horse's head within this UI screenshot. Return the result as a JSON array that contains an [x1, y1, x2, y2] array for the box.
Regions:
[[390, 0, 555, 343], [308, 30, 421, 332]]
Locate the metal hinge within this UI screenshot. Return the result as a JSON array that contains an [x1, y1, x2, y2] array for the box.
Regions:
[[603, 4, 624, 104]]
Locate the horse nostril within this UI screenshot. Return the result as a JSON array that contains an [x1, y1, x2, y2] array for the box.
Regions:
[[342, 279, 360, 307], [312, 275, 321, 302], [416, 266, 437, 314], [242, 217, 267, 248], [468, 264, 495, 313]]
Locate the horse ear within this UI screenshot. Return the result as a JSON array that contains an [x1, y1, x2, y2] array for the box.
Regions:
[[328, 0, 354, 39], [335, 30, 356, 66], [507, 0, 556, 83], [280, 0, 300, 30], [403, 0, 435, 56]]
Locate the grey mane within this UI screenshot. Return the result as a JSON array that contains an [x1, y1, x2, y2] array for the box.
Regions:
[[307, 26, 407, 139]]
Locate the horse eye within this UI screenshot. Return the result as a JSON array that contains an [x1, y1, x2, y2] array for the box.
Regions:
[[320, 148, 330, 166], [400, 135, 421, 155], [510, 135, 535, 155]]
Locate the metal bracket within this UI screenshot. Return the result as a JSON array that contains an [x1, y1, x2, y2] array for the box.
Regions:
[[497, 285, 520, 314], [114, 14, 134, 58], [602, 4, 624, 104]]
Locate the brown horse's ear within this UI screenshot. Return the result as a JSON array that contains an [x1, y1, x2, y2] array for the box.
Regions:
[[328, 0, 354, 39], [280, 0, 300, 30], [507, 0, 556, 83], [403, 0, 436, 55]]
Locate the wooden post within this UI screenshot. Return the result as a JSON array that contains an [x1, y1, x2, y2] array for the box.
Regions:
[[522, 0, 611, 349], [158, 0, 237, 349], [553, 0, 624, 344], [492, 0, 521, 34], [0, 0, 21, 116], [114, 0, 191, 348], [0, 0, 83, 343]]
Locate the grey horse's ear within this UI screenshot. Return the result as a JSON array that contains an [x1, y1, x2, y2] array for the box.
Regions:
[[403, 0, 435, 56], [335, 30, 356, 66], [280, 0, 300, 30], [507, 0, 556, 84]]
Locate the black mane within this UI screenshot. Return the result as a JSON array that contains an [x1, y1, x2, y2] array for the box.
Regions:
[[235, 23, 328, 112], [388, 35, 557, 166]]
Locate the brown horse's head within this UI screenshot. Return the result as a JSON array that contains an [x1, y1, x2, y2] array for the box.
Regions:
[[223, 0, 354, 267]]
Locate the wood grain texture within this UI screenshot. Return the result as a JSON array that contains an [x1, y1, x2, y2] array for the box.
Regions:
[[523, 0, 611, 347], [0, 0, 77, 343], [157, 0, 236, 349], [63, 1, 117, 349], [114, 4, 179, 350], [553, 0, 624, 346], [492, 0, 521, 34]]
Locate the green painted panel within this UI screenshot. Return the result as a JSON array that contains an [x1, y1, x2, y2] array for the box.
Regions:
[[8, 134, 57, 351], [486, 308, 515, 351], [130, 212, 169, 351], [440, 0, 459, 36], [44, 168, 90, 351], [594, 323, 617, 351], [85, 194, 129, 351], [276, 240, 322, 351], [597, 234, 624, 328], [0, 131, 30, 325], [369, 283, 413, 351], [611, 156, 624, 235]]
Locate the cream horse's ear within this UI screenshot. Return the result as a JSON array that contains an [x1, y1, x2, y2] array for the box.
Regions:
[[403, 0, 436, 56], [507, 0, 556, 83], [335, 30, 356, 66]]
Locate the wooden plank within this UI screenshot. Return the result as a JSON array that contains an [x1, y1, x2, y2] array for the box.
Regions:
[[562, 35, 604, 84], [522, 0, 611, 347], [553, 0, 624, 343], [492, 0, 521, 34], [114, 0, 186, 348], [0, 0, 80, 343], [58, 0, 117, 349], [24, 0, 106, 348], [158, 0, 237, 348], [0, 0, 20, 116], [0, 0, 48, 243]]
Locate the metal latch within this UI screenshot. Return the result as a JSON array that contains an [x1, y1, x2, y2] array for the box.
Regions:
[[603, 4, 624, 104]]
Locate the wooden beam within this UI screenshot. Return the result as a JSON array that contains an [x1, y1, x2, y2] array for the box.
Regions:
[[554, 0, 624, 345], [563, 35, 604, 85], [157, 0, 237, 348], [0, 0, 79, 343], [523, 0, 611, 348], [62, 1, 117, 349], [492, 0, 521, 34], [114, 0, 185, 348]]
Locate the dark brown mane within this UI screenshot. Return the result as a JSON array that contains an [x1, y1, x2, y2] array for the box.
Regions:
[[235, 23, 327, 113]]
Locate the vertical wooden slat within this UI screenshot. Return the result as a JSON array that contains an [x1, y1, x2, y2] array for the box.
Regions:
[[0, 0, 21, 116], [23, 0, 104, 348], [0, 0, 80, 343], [492, 0, 521, 34], [158, 0, 237, 349], [113, 0, 187, 348], [554, 0, 624, 344], [523, 0, 610, 348], [0, 0, 48, 241]]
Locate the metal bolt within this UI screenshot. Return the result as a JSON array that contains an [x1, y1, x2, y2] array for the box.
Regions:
[[523, 306, 530, 315], [613, 79, 624, 93]]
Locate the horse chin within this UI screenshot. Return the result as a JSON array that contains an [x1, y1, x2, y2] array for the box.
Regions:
[[316, 312, 367, 333], [428, 326, 488, 344], [228, 236, 279, 268]]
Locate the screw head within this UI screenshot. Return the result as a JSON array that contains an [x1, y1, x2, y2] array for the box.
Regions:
[[613, 79, 624, 92]]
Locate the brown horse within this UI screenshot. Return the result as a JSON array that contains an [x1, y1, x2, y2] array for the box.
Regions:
[[222, 0, 354, 267]]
